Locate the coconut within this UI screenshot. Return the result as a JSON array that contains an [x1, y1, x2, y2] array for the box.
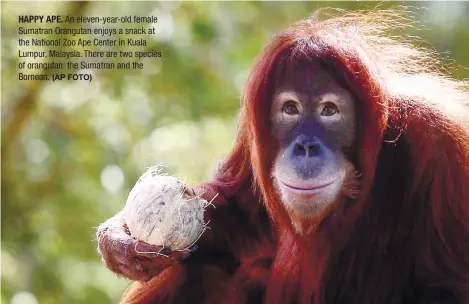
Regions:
[[123, 166, 209, 251]]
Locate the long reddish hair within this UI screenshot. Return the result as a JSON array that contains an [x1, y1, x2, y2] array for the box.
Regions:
[[121, 9, 469, 304]]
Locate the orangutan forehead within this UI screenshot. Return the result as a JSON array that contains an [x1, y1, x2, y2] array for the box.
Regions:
[[275, 60, 340, 94]]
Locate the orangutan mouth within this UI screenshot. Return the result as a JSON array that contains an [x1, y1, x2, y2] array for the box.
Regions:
[[280, 178, 337, 195]]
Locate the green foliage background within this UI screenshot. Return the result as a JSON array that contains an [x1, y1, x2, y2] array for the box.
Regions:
[[1, 1, 468, 303]]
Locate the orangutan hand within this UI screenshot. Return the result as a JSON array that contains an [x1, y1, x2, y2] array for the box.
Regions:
[[96, 211, 196, 282]]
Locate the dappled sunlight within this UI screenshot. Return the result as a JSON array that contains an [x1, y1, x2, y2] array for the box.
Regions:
[[100, 165, 125, 194], [11, 291, 38, 304]]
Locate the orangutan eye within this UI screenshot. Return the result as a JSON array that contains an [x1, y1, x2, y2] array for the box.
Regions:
[[282, 101, 299, 115], [320, 103, 339, 116]]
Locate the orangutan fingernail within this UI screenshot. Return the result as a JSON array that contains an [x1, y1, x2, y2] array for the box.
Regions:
[[135, 263, 142, 272]]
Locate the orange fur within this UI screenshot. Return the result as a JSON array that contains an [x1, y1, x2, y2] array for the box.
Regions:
[[121, 9, 469, 304]]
